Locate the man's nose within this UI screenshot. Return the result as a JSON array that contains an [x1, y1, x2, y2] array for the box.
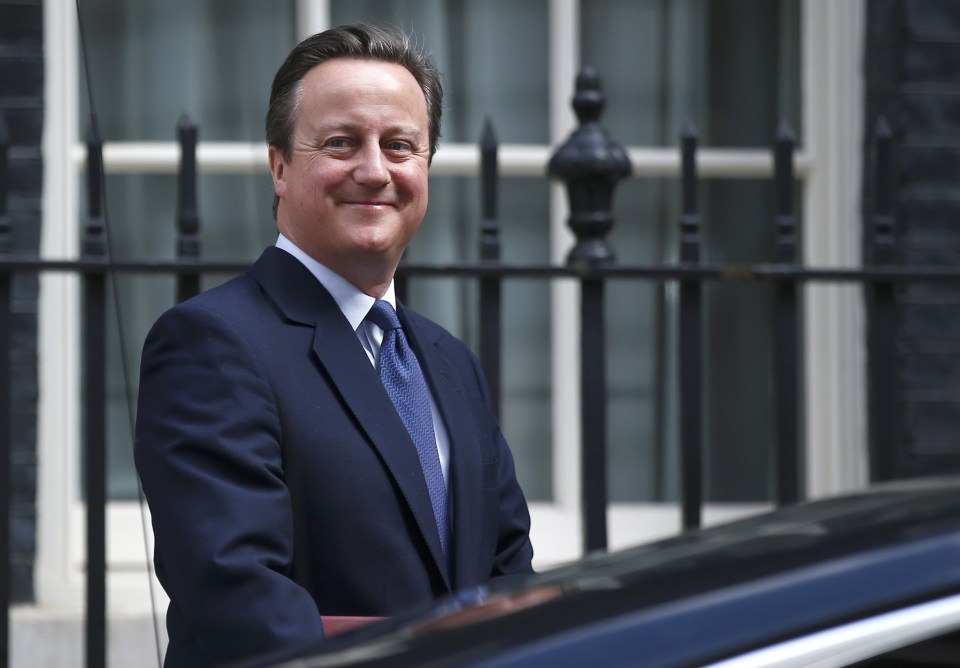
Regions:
[[353, 144, 390, 186]]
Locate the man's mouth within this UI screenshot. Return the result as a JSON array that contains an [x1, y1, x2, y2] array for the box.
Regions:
[[342, 200, 394, 207]]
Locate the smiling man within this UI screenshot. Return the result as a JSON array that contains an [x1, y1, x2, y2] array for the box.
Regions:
[[134, 24, 534, 668]]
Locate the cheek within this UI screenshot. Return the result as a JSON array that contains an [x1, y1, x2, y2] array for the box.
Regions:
[[300, 161, 344, 193], [405, 170, 429, 211], [416, 190, 428, 221], [294, 173, 339, 213]]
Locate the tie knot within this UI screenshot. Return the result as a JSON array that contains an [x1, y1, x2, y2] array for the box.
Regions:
[[366, 299, 402, 332]]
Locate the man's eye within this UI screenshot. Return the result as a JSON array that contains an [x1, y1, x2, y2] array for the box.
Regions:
[[326, 138, 350, 148], [386, 141, 411, 152]]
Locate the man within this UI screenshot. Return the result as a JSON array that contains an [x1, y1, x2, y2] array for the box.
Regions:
[[135, 24, 534, 668]]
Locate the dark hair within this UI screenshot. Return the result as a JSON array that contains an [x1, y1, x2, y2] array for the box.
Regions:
[[266, 23, 443, 162]]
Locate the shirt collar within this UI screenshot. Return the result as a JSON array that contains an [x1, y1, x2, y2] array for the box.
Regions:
[[275, 233, 396, 331]]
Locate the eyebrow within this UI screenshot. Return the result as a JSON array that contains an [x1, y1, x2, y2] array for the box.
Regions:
[[309, 121, 425, 142]]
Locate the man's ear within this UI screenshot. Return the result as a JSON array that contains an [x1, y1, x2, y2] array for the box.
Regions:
[[268, 146, 287, 198]]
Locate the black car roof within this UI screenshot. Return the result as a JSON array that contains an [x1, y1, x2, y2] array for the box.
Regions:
[[256, 477, 960, 668]]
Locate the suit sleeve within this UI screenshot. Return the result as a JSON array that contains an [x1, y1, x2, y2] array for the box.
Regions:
[[467, 350, 536, 581], [134, 302, 324, 665]]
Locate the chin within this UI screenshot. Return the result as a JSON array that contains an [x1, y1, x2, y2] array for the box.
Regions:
[[347, 239, 403, 262]]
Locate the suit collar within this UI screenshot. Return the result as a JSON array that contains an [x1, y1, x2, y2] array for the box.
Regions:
[[248, 246, 335, 326], [274, 235, 399, 332]]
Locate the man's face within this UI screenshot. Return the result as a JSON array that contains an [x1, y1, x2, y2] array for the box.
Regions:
[[269, 57, 430, 292]]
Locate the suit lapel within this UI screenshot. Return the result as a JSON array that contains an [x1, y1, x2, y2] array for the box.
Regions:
[[400, 305, 484, 590], [248, 248, 449, 584]]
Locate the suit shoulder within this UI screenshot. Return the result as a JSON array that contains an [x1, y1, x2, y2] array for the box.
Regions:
[[143, 273, 281, 354], [153, 272, 266, 325], [179, 272, 263, 314]]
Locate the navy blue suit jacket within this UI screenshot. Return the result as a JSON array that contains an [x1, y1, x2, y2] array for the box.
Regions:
[[134, 247, 534, 667]]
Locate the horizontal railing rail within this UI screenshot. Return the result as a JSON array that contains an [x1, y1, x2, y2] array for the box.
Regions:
[[3, 256, 959, 281]]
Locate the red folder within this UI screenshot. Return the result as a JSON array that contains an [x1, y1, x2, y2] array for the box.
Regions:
[[321, 616, 384, 637]]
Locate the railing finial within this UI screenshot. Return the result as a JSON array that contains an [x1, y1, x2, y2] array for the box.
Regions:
[[548, 66, 631, 267], [82, 116, 106, 258], [176, 113, 201, 302]]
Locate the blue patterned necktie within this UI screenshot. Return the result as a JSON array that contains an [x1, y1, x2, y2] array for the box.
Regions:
[[366, 299, 450, 557]]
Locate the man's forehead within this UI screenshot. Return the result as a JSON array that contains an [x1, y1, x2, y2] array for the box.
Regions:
[[303, 56, 417, 85], [295, 58, 428, 126]]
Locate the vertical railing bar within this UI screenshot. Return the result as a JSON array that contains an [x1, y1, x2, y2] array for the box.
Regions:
[[82, 116, 108, 668], [773, 121, 800, 505], [870, 117, 898, 481], [176, 113, 200, 303], [548, 67, 630, 553], [679, 121, 703, 530], [580, 278, 607, 551], [478, 118, 502, 417], [0, 113, 11, 668], [651, 0, 673, 503]]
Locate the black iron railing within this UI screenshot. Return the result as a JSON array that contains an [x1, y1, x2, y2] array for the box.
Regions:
[[0, 67, 947, 668], [0, 111, 10, 668]]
